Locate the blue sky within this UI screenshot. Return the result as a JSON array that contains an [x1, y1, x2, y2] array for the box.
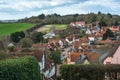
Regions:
[[0, 0, 120, 20]]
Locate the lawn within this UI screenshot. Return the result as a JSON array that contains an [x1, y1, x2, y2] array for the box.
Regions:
[[0, 23, 35, 37], [37, 24, 67, 32]]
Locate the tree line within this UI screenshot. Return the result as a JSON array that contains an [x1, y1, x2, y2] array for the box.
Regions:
[[18, 12, 120, 26]]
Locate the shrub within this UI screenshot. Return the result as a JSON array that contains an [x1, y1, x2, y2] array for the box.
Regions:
[[10, 31, 25, 43], [0, 56, 41, 80], [0, 53, 6, 60], [8, 46, 15, 52], [20, 37, 33, 48], [30, 31, 44, 43], [60, 64, 120, 80]]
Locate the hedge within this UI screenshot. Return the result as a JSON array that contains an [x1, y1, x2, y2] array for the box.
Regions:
[[60, 64, 120, 80], [0, 56, 41, 80]]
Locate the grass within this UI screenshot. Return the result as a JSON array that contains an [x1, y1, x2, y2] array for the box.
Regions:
[[0, 23, 35, 37], [54, 24, 67, 30], [37, 24, 67, 32]]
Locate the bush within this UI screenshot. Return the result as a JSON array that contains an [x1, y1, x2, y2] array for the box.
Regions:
[[60, 64, 120, 80], [10, 31, 25, 43], [30, 31, 44, 43], [0, 53, 6, 60], [8, 46, 15, 52], [0, 56, 41, 80], [20, 37, 33, 48]]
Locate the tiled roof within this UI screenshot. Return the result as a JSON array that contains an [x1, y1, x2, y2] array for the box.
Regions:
[[86, 52, 99, 62], [70, 52, 81, 62], [33, 50, 44, 62], [43, 58, 54, 72], [48, 38, 60, 43], [109, 37, 120, 57], [33, 43, 47, 48], [72, 41, 81, 48], [75, 21, 85, 25], [98, 39, 113, 44], [110, 26, 120, 32], [102, 36, 120, 62], [80, 37, 89, 43], [9, 49, 44, 62]]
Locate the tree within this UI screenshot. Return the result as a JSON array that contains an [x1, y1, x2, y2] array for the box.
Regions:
[[99, 20, 107, 26], [30, 31, 44, 43], [38, 14, 45, 19], [114, 20, 119, 26], [73, 13, 79, 18], [98, 11, 101, 15], [107, 13, 112, 18], [102, 29, 115, 40], [10, 31, 25, 43], [20, 37, 33, 48], [102, 33, 108, 40], [48, 50, 61, 64], [85, 13, 97, 23], [48, 50, 61, 77]]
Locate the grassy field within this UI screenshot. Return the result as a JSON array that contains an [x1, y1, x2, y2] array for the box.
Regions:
[[37, 24, 67, 32], [0, 23, 35, 37]]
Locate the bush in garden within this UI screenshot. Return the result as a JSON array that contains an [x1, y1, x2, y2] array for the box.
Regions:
[[0, 56, 41, 80]]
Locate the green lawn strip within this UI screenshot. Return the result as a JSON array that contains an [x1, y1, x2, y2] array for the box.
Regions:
[[55, 24, 67, 30], [0, 23, 35, 37], [38, 24, 67, 32]]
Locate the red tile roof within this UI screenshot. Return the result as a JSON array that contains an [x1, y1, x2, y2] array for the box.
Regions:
[[72, 41, 81, 48], [80, 37, 89, 43], [70, 52, 81, 62], [75, 21, 85, 25], [43, 58, 54, 71], [86, 52, 99, 62]]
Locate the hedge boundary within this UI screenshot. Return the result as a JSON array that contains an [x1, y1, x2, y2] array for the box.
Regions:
[[0, 56, 41, 80], [60, 64, 120, 80]]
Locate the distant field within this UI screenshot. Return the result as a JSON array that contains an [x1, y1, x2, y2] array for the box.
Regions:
[[0, 23, 35, 37], [37, 24, 67, 32]]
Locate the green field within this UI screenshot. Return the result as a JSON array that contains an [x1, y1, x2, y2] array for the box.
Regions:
[[0, 23, 35, 37], [37, 24, 67, 32]]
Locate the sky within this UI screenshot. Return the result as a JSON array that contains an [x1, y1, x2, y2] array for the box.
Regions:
[[0, 0, 120, 20]]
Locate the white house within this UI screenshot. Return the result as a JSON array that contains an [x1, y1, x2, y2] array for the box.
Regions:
[[43, 32, 55, 39], [58, 40, 64, 48], [86, 29, 92, 34], [43, 58, 55, 78], [38, 52, 55, 78], [88, 36, 95, 44]]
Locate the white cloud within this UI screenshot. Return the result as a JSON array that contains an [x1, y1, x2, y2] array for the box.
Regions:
[[0, 0, 120, 20], [0, 0, 74, 11], [50, 0, 73, 6], [0, 0, 47, 11]]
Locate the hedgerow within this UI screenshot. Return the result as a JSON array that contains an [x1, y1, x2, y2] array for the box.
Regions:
[[0, 56, 41, 80], [60, 64, 120, 80]]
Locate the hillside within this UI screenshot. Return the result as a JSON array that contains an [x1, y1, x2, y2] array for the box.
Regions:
[[18, 12, 120, 26], [0, 23, 35, 37]]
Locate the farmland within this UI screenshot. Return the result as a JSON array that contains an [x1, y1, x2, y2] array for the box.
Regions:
[[37, 24, 67, 32], [0, 23, 35, 37]]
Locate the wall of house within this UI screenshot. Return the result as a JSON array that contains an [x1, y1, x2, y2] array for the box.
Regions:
[[103, 57, 112, 64], [111, 46, 120, 64], [104, 46, 120, 64], [44, 66, 55, 78], [39, 54, 45, 71]]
